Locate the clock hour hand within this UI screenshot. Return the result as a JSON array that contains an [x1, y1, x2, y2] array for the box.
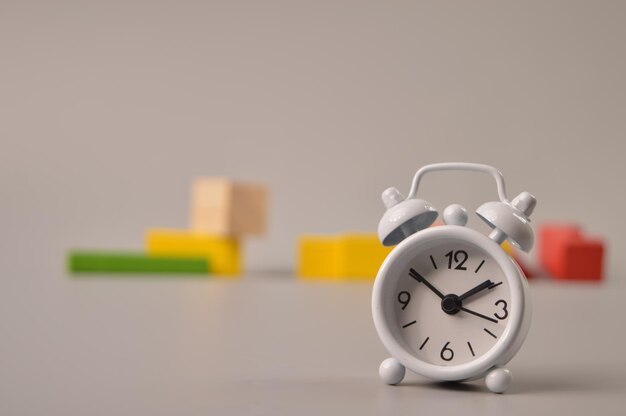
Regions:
[[459, 306, 498, 324], [458, 280, 495, 302], [409, 268, 445, 299]]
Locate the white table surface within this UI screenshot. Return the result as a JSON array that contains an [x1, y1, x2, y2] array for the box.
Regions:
[[2, 267, 625, 416]]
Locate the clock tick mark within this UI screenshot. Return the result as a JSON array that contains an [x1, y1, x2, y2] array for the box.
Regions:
[[474, 260, 485, 273], [467, 341, 475, 357], [419, 337, 430, 350], [402, 320, 417, 328], [429, 255, 438, 270], [483, 328, 498, 339]]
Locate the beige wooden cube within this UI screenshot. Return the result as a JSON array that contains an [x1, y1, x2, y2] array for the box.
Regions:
[[190, 178, 268, 237]]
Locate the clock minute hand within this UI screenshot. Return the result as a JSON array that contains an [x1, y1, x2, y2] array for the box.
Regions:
[[459, 306, 498, 324], [409, 268, 445, 299], [458, 280, 495, 302]]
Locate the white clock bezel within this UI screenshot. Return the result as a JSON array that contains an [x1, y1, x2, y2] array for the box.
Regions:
[[372, 225, 530, 382]]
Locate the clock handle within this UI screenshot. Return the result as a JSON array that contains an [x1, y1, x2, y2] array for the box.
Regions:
[[407, 163, 510, 204]]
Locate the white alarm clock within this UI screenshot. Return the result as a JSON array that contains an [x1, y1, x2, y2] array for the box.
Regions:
[[372, 163, 536, 393]]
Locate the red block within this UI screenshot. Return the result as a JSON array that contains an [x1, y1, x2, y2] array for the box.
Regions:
[[539, 224, 604, 281], [539, 225, 581, 276]]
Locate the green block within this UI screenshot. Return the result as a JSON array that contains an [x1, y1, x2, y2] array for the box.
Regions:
[[68, 251, 211, 274]]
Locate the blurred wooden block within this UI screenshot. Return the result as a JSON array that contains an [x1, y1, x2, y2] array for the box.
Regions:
[[297, 236, 340, 280], [539, 224, 581, 278], [190, 178, 268, 237], [146, 229, 241, 276], [558, 239, 604, 281], [68, 251, 210, 274], [338, 234, 392, 280], [297, 233, 393, 281], [539, 224, 604, 281]]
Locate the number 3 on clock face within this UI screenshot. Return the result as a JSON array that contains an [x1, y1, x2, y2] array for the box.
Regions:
[[394, 242, 512, 366]]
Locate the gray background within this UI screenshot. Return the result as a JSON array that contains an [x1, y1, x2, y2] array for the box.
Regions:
[[1, 1, 625, 414], [2, 0, 624, 273]]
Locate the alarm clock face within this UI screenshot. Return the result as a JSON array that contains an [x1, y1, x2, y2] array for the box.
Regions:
[[373, 226, 528, 380], [393, 240, 510, 366]]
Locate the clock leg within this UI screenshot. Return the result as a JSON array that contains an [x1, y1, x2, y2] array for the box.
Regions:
[[485, 367, 512, 393], [379, 358, 405, 385]]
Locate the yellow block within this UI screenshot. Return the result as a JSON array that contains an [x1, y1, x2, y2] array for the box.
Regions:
[[146, 229, 241, 276], [297, 236, 340, 280], [338, 234, 393, 279], [297, 233, 393, 281], [502, 240, 514, 256]]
